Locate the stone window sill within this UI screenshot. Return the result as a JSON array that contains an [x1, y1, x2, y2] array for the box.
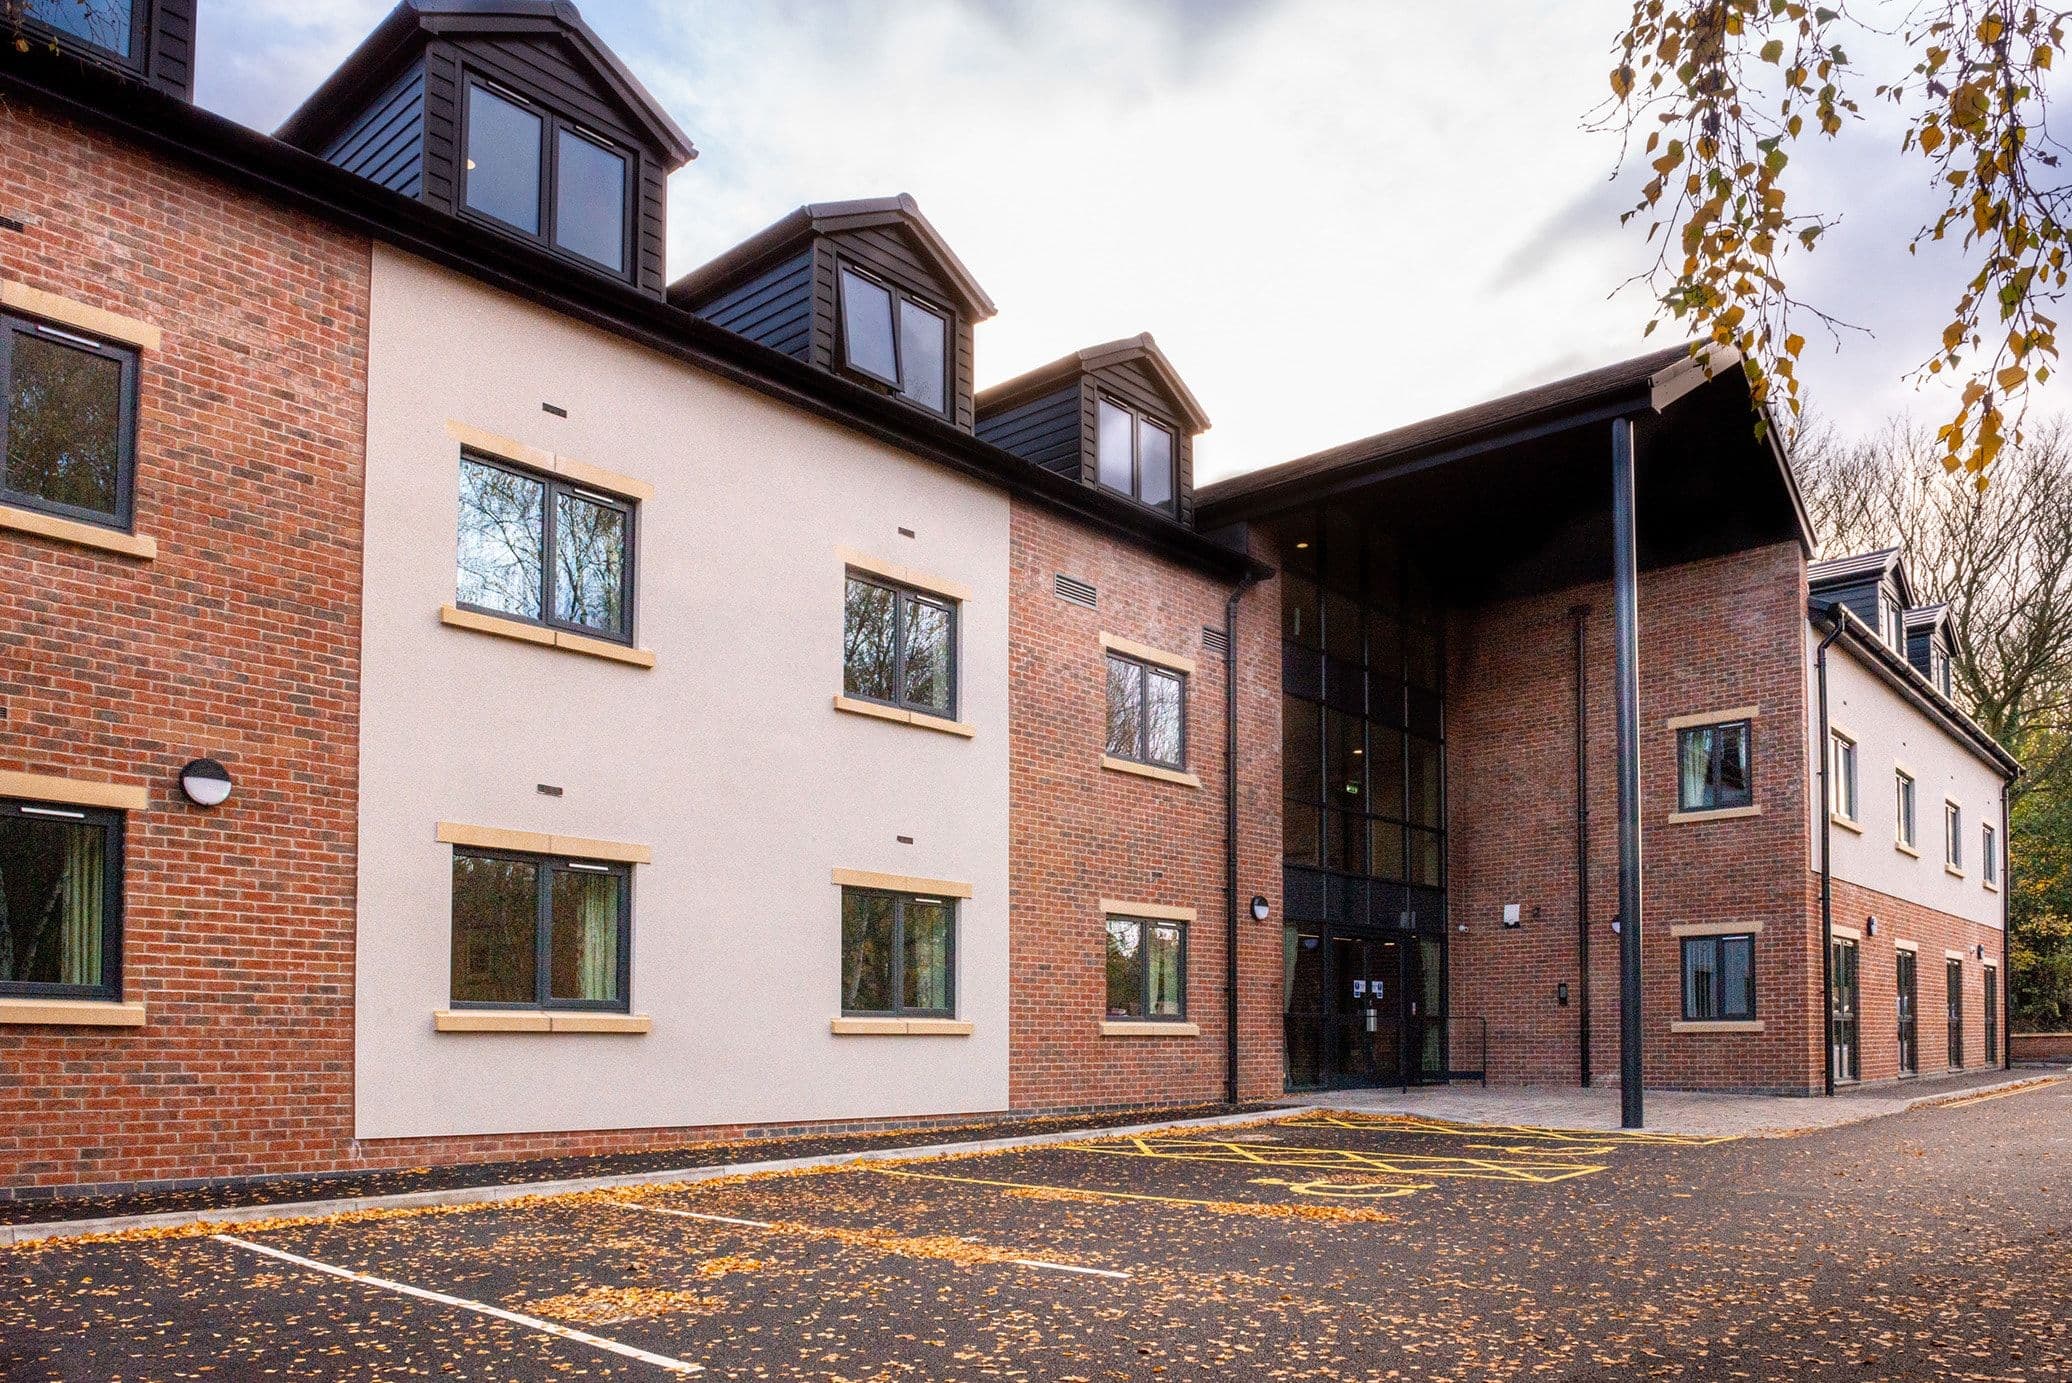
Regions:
[[831, 694, 975, 738], [829, 1016, 973, 1036], [1830, 813, 1864, 835], [0, 997, 147, 1027], [434, 1010, 651, 1034], [1670, 1019, 1765, 1034], [1665, 804, 1762, 825], [1946, 864, 1967, 879], [0, 502, 156, 560], [439, 605, 655, 668], [1896, 841, 1921, 858], [1102, 756, 1201, 789], [1101, 1020, 1201, 1038]]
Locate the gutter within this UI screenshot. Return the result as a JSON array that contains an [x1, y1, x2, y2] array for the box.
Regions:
[[0, 57, 1259, 583], [1223, 567, 1261, 1104], [1816, 603, 1848, 1097], [1816, 604, 2022, 778]]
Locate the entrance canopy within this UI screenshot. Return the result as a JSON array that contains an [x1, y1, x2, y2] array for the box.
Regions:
[[1197, 346, 1815, 600]]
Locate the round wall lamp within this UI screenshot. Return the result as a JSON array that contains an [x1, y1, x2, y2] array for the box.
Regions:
[[179, 758, 234, 808], [1865, 916, 1879, 937], [1977, 942, 1988, 962], [1250, 895, 1272, 922]]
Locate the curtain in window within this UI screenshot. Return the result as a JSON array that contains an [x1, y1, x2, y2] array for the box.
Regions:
[[549, 868, 619, 1003], [61, 825, 103, 987], [1679, 728, 1712, 808], [1147, 923, 1183, 1017]]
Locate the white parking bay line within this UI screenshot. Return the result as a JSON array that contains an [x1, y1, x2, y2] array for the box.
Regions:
[[614, 1202, 778, 1230], [214, 1235, 702, 1375], [1012, 1258, 1132, 1280]]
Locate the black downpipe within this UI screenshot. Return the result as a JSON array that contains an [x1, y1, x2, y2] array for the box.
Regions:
[[1610, 418, 1645, 1129], [1815, 604, 1847, 1097], [1573, 604, 1593, 1088], [1224, 572, 1259, 1106], [2003, 779, 2014, 1071]]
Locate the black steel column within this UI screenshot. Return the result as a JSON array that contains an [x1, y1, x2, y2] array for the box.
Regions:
[[1611, 417, 1645, 1129]]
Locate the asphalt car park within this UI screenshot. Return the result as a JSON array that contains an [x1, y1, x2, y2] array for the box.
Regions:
[[4, 1080, 2068, 1380]]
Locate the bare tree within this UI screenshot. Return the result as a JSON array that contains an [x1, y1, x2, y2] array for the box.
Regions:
[[1794, 415, 2072, 752]]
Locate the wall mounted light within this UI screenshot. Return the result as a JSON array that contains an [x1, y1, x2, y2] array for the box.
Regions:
[[1977, 942, 1988, 961], [1865, 916, 1879, 937], [1250, 895, 1271, 922], [178, 758, 233, 808]]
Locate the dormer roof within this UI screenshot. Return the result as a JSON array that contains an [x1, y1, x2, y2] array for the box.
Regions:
[[1809, 546, 1915, 607], [1903, 603, 1950, 635], [978, 333, 1210, 434], [668, 195, 995, 319], [276, 0, 695, 168]]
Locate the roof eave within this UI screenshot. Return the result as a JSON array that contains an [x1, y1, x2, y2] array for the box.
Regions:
[[1816, 602, 2021, 778]]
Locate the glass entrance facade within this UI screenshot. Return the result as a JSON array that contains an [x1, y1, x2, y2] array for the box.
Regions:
[[1277, 516, 1448, 1089]]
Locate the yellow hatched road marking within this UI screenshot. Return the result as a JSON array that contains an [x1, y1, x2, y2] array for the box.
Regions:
[[1279, 1113, 1739, 1146], [866, 1165, 1260, 1209], [1057, 1137, 1608, 1184]]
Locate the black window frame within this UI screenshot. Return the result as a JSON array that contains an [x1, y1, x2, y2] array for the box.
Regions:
[[1896, 769, 1917, 849], [1982, 821, 1998, 885], [0, 796, 126, 1002], [448, 845, 632, 1012], [833, 261, 953, 417], [838, 886, 958, 1019], [1984, 966, 1999, 1062], [1093, 394, 1179, 514], [0, 310, 141, 532], [1105, 651, 1188, 772], [1679, 932, 1756, 1021], [458, 75, 637, 280], [1945, 800, 1964, 870], [1104, 914, 1189, 1021], [20, 0, 148, 67], [455, 449, 638, 646], [1675, 719, 1754, 812], [841, 571, 960, 719]]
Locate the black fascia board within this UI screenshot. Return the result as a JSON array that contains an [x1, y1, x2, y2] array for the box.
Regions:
[[1, 57, 1258, 583], [1818, 602, 2022, 778]]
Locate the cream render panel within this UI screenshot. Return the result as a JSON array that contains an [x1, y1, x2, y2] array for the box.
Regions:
[[355, 246, 1012, 1141], [1805, 624, 2005, 929]]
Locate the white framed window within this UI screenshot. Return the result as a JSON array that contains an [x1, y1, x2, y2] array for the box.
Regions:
[[1829, 731, 1858, 822], [1983, 822, 1998, 886], [1895, 769, 1917, 849], [1945, 801, 1964, 871]]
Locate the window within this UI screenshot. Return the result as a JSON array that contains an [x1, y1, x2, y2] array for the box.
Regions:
[[1947, 958, 1965, 1067], [24, 0, 139, 58], [0, 798, 123, 1001], [1676, 719, 1752, 812], [1106, 652, 1186, 770], [1095, 398, 1177, 512], [1, 311, 139, 531], [836, 266, 949, 414], [1896, 770, 1917, 849], [464, 81, 630, 274], [1983, 822, 1998, 886], [840, 888, 954, 1016], [1105, 915, 1186, 1019], [1829, 731, 1858, 821], [1945, 801, 1964, 870], [1680, 933, 1755, 1021], [842, 573, 956, 717], [450, 847, 629, 1010], [456, 452, 634, 642]]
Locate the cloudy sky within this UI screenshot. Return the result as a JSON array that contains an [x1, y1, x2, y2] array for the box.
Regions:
[[192, 0, 2034, 484]]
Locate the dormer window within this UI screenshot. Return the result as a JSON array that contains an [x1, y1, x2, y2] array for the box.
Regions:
[[1096, 398, 1176, 513], [464, 79, 629, 275], [837, 265, 948, 414], [23, 0, 142, 59]]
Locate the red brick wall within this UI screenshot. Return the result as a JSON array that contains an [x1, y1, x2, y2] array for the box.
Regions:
[[1446, 542, 1825, 1093], [0, 101, 370, 1192], [1005, 501, 1282, 1108], [1828, 878, 2008, 1081]]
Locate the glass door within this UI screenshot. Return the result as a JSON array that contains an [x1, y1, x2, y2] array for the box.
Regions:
[[1947, 959, 1965, 1068], [1896, 948, 1918, 1077], [1830, 938, 1860, 1084], [1327, 933, 1403, 1087], [1283, 927, 1324, 1089], [1413, 936, 1445, 1083]]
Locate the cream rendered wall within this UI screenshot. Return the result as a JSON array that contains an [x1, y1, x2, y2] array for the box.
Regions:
[[355, 247, 1011, 1141], [1805, 624, 2006, 929]]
